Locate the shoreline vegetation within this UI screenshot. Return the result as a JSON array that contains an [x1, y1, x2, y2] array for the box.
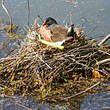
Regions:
[[0, 0, 110, 109]]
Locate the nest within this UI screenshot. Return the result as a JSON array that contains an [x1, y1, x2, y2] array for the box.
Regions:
[[0, 28, 110, 102]]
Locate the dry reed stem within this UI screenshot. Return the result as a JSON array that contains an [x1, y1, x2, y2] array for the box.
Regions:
[[96, 58, 110, 65], [98, 34, 110, 46], [27, 0, 30, 27], [1, 0, 12, 33]]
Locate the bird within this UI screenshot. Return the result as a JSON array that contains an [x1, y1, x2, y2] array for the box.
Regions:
[[40, 17, 76, 42]]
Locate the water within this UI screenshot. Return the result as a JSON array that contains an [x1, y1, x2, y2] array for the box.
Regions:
[[0, 0, 110, 109], [0, 96, 50, 110], [0, 0, 110, 38], [0, 91, 110, 110], [81, 92, 110, 110]]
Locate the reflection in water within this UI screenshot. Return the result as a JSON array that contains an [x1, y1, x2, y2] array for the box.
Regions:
[[81, 92, 110, 110], [0, 96, 48, 110], [0, 28, 24, 58], [0, 96, 69, 110], [0, 91, 110, 110]]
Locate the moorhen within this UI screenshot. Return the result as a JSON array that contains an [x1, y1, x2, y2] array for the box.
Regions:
[[40, 17, 76, 42]]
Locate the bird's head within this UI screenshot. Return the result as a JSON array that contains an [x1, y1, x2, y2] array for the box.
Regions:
[[42, 17, 58, 26]]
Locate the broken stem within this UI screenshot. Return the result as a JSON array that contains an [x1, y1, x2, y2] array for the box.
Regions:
[[27, 0, 30, 27], [1, 0, 12, 33], [98, 34, 110, 46], [70, 12, 72, 25], [96, 58, 110, 65]]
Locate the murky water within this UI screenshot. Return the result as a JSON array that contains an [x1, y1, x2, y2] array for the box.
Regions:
[[0, 0, 110, 109]]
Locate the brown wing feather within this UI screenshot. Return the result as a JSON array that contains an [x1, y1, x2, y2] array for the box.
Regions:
[[49, 25, 70, 42]]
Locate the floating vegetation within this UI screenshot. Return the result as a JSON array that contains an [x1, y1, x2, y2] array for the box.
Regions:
[[0, 24, 19, 33], [0, 23, 110, 104]]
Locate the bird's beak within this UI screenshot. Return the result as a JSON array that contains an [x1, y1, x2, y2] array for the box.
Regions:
[[42, 20, 46, 26]]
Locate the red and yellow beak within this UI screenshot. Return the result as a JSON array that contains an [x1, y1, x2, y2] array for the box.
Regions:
[[42, 20, 46, 26]]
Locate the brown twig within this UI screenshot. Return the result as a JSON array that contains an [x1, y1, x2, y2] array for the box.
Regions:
[[1, 0, 12, 33], [98, 50, 110, 56], [27, 0, 30, 27], [96, 58, 110, 65], [37, 55, 53, 69], [70, 12, 72, 25], [63, 13, 69, 27], [98, 34, 110, 46], [64, 81, 101, 100]]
